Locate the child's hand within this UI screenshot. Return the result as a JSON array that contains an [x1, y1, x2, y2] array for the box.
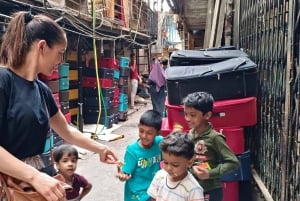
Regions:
[[116, 162, 131, 181], [192, 165, 210, 180], [172, 123, 183, 132]]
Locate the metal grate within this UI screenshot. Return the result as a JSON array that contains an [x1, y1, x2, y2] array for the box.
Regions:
[[240, 0, 300, 200]]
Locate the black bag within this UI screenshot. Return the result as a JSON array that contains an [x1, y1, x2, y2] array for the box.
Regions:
[[166, 57, 258, 105], [170, 48, 248, 66]]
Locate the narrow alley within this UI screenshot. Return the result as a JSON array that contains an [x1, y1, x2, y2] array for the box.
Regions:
[[0, 1, 299, 200]]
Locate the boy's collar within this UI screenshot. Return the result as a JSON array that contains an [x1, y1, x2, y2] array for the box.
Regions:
[[191, 123, 213, 138]]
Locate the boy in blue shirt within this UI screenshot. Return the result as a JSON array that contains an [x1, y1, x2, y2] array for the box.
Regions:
[[117, 110, 163, 201]]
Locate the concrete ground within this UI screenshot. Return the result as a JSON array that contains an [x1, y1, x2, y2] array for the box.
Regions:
[[76, 101, 152, 201]]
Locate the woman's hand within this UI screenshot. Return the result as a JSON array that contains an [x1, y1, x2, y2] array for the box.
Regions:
[[98, 146, 119, 164], [31, 172, 66, 201], [192, 165, 210, 180]]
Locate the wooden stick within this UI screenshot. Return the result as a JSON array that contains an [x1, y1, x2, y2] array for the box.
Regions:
[[252, 168, 274, 201], [215, 0, 226, 47], [203, 0, 214, 48], [232, 0, 240, 48], [209, 0, 220, 47], [224, 0, 233, 46]]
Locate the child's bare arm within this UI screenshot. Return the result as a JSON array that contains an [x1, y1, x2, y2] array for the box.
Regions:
[[79, 182, 92, 200]]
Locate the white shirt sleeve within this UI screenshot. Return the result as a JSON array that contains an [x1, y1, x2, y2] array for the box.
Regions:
[[147, 169, 163, 199]]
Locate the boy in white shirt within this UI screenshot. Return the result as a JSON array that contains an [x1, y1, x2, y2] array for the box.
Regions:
[[148, 131, 204, 201]]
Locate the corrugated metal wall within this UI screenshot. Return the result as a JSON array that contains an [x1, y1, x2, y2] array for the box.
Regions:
[[239, 0, 300, 200]]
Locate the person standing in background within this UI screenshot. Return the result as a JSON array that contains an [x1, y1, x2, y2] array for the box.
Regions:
[[160, 58, 168, 71], [129, 53, 140, 109], [148, 59, 166, 116], [150, 57, 157, 71]]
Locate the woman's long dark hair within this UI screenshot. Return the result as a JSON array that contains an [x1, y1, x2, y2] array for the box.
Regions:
[[0, 11, 65, 68]]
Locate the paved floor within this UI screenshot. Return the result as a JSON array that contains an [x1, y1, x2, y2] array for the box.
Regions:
[[76, 101, 152, 201]]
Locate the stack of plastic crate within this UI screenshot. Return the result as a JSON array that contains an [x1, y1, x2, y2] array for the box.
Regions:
[[58, 63, 71, 124], [38, 64, 69, 151], [68, 67, 79, 122], [118, 57, 130, 121], [83, 57, 120, 128]]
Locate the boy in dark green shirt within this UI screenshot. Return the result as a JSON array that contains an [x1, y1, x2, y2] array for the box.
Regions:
[[182, 92, 239, 201]]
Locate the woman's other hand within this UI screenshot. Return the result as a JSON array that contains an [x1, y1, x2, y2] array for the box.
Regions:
[[32, 172, 66, 201]]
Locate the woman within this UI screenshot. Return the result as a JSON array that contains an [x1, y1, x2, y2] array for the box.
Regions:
[[148, 59, 166, 116], [0, 11, 118, 201]]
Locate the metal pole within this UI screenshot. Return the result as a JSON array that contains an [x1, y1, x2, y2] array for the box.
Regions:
[[78, 65, 84, 133], [76, 35, 84, 133], [282, 0, 294, 200]]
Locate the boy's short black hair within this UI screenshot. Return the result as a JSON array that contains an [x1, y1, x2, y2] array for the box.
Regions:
[[52, 144, 79, 162], [139, 110, 162, 131], [159, 131, 194, 159], [182, 91, 214, 114], [130, 53, 136, 58]]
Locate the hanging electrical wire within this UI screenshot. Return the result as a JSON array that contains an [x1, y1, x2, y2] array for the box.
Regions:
[[132, 0, 143, 42], [0, 0, 155, 47], [91, 0, 107, 139]]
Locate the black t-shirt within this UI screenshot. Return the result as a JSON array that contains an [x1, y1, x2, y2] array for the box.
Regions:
[[0, 68, 58, 159]]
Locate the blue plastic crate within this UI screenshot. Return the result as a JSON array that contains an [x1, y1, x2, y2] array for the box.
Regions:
[[118, 103, 128, 112], [59, 63, 69, 78], [119, 57, 130, 68], [221, 150, 251, 181], [119, 93, 128, 103], [113, 70, 120, 79], [59, 77, 69, 91], [43, 131, 54, 153]]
